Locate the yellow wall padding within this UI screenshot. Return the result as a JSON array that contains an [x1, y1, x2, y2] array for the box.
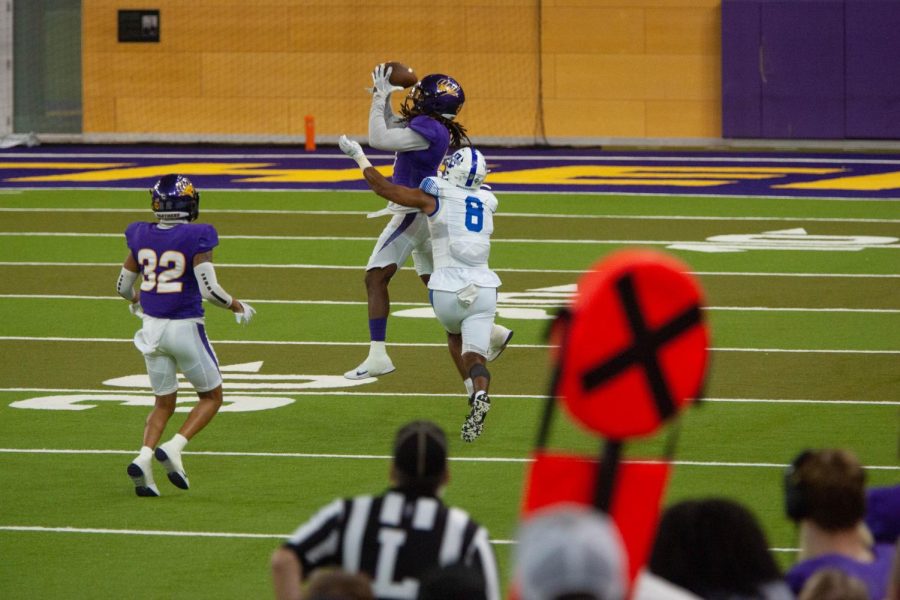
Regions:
[[82, 0, 721, 142]]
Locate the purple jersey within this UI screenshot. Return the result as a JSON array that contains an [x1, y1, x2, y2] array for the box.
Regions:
[[785, 543, 895, 599], [125, 222, 219, 319], [866, 485, 900, 544], [391, 115, 450, 187]]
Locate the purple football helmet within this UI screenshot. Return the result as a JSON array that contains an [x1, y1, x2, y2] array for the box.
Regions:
[[150, 174, 200, 222], [403, 74, 465, 120]]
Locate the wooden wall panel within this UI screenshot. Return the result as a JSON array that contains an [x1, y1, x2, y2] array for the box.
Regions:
[[646, 100, 720, 137], [544, 100, 646, 137], [82, 0, 723, 141], [542, 8, 646, 54], [646, 7, 721, 55], [116, 98, 292, 134]]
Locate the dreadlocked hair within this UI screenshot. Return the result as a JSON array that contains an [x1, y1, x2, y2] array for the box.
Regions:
[[400, 106, 470, 149]]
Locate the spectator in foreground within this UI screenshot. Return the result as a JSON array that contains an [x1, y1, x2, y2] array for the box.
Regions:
[[648, 498, 793, 599], [796, 568, 867, 600], [514, 504, 627, 600], [270, 420, 499, 600], [304, 568, 374, 600], [783, 449, 896, 600], [888, 540, 900, 600], [417, 563, 487, 600]]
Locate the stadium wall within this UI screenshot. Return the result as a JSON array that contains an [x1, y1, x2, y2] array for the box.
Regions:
[[80, 0, 722, 145]]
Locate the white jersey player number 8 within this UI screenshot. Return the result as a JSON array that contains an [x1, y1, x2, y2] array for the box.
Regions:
[[464, 197, 484, 232]]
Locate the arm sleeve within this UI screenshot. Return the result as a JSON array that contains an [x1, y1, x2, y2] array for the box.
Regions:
[[284, 499, 345, 575], [116, 267, 138, 301], [419, 178, 441, 217], [369, 93, 429, 152], [382, 96, 405, 129], [193, 261, 233, 308]]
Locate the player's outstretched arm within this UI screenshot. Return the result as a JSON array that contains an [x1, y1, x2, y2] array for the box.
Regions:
[[193, 252, 255, 325], [339, 135, 436, 213]]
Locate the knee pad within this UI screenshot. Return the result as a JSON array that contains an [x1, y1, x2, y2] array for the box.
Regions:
[[468, 363, 491, 382]]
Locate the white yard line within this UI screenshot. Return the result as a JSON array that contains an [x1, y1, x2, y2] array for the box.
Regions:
[[1, 447, 897, 471], [3, 231, 900, 248], [4, 185, 899, 202], [0, 525, 806, 551], [4, 150, 900, 165], [1, 207, 897, 223], [0, 335, 897, 354], [0, 261, 897, 278], [2, 293, 897, 313], [1, 388, 896, 406]]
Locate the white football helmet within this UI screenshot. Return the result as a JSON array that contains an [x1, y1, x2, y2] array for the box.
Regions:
[[440, 147, 488, 190]]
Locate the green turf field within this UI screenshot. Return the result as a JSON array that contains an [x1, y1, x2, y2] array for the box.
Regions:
[[1, 188, 898, 599]]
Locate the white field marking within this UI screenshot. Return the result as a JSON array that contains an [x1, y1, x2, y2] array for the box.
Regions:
[[1, 206, 898, 224], [5, 150, 900, 165], [1, 388, 897, 406], [1, 335, 898, 354], [0, 525, 805, 552], [4, 184, 899, 203], [0, 525, 804, 551], [1, 447, 898, 471], [3, 294, 899, 314], [2, 293, 898, 314], [5, 230, 900, 248], [0, 261, 897, 278], [0, 293, 427, 307]]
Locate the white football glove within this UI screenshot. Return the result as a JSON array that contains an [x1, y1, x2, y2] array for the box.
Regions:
[[339, 135, 364, 160], [371, 63, 403, 96], [234, 301, 255, 325], [128, 302, 144, 319]]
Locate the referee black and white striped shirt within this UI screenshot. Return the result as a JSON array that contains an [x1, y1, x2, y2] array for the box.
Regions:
[[284, 488, 500, 600]]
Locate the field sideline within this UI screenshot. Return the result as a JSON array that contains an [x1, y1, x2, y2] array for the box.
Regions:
[[0, 147, 898, 599]]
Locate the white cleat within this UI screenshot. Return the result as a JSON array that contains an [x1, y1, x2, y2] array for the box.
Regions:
[[155, 443, 190, 490], [344, 354, 395, 380], [126, 457, 160, 497], [486, 325, 514, 362]]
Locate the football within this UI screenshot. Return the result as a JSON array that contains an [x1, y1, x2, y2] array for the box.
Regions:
[[385, 61, 418, 88]]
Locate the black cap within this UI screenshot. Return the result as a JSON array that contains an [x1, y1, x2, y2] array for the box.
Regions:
[[393, 420, 448, 481]]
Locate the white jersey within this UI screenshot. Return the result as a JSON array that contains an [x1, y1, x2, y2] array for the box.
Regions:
[[419, 176, 502, 292]]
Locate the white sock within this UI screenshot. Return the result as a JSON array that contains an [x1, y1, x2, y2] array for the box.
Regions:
[[464, 378, 475, 396], [138, 446, 153, 461], [369, 341, 387, 358], [168, 433, 188, 452]]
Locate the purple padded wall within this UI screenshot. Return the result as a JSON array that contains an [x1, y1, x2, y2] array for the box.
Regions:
[[760, 0, 845, 139], [845, 0, 900, 138], [722, 1, 762, 137]]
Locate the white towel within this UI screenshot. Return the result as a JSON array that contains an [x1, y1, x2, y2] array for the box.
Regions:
[[456, 283, 479, 307], [133, 317, 168, 354]]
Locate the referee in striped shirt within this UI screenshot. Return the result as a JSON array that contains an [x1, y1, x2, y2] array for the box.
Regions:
[[271, 420, 500, 600]]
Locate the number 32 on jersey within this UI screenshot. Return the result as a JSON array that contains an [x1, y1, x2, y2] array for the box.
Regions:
[[137, 248, 186, 293]]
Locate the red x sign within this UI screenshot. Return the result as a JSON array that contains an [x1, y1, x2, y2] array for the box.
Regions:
[[557, 249, 709, 438]]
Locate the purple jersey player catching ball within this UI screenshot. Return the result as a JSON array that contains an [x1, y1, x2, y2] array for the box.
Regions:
[[117, 174, 255, 497], [345, 64, 513, 402]]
